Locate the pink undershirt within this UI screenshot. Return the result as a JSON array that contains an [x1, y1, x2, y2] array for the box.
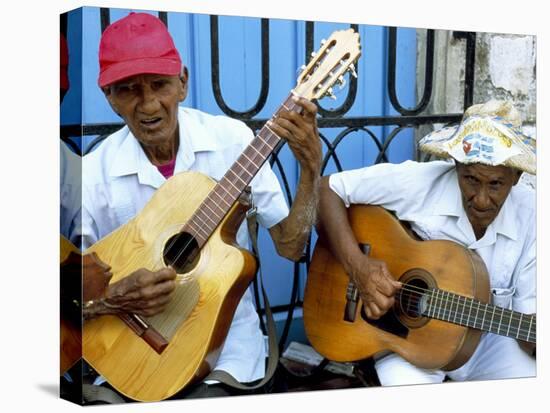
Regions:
[[156, 158, 177, 179]]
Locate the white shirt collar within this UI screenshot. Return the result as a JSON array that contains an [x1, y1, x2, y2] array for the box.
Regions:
[[108, 107, 221, 188], [429, 167, 519, 245]]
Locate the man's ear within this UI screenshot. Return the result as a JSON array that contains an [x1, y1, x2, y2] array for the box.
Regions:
[[179, 66, 189, 103], [102, 86, 122, 118], [513, 170, 523, 186]]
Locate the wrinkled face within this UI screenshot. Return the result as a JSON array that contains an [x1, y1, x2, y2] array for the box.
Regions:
[[456, 162, 521, 238], [103, 71, 187, 149]]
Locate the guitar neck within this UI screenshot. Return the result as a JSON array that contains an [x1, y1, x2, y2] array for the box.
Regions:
[[183, 94, 300, 246], [423, 289, 536, 343]]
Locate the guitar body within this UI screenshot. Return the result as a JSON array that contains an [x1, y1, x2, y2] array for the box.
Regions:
[[83, 171, 257, 401], [304, 205, 490, 371], [60, 235, 82, 375]]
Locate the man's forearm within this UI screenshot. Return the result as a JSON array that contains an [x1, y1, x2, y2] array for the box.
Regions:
[[269, 170, 319, 261], [317, 176, 364, 275]]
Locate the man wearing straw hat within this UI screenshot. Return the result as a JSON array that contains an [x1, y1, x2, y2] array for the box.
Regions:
[[318, 99, 536, 385]]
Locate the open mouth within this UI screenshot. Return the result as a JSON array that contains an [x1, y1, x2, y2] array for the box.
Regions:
[[140, 117, 162, 127]]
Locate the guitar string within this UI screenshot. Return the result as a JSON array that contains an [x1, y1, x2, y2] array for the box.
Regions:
[[357, 281, 536, 329], [398, 284, 536, 329], [155, 96, 298, 275], [389, 284, 535, 338], [394, 289, 536, 341], [398, 283, 536, 326], [161, 101, 293, 272], [157, 59, 354, 272]]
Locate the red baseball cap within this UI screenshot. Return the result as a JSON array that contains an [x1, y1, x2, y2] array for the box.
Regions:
[[98, 12, 182, 87], [60, 34, 69, 91]]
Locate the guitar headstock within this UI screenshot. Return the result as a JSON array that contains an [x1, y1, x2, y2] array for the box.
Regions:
[[294, 29, 361, 101]]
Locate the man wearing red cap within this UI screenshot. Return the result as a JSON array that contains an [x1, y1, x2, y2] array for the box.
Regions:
[[72, 12, 322, 399]]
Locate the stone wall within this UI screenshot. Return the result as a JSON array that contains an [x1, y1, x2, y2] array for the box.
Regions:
[[416, 29, 536, 186]]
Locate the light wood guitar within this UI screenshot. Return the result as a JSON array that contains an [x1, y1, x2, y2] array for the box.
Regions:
[[304, 205, 536, 371], [82, 30, 361, 401]]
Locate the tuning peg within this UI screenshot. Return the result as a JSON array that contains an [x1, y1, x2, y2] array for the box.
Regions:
[[337, 75, 346, 89], [320, 38, 327, 46], [349, 63, 358, 78], [311, 51, 317, 58], [299, 64, 307, 72], [325, 87, 336, 100]]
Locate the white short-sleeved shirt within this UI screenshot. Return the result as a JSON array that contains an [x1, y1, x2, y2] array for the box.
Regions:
[[60, 141, 81, 239], [73, 107, 289, 383], [329, 160, 536, 315]]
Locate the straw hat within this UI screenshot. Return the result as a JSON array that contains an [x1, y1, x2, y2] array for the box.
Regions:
[[419, 100, 536, 175]]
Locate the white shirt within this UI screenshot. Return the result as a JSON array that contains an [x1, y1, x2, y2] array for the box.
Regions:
[[73, 107, 289, 383], [329, 160, 536, 314], [60, 141, 81, 239]]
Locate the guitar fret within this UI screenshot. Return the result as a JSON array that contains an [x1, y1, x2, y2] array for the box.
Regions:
[[527, 316, 533, 342], [428, 290, 435, 317], [439, 290, 445, 320], [191, 213, 214, 236], [195, 207, 218, 227], [497, 307, 504, 335], [257, 133, 275, 151], [212, 186, 233, 208], [201, 202, 222, 224], [481, 303, 489, 331], [466, 297, 474, 328], [490, 305, 496, 334], [264, 124, 280, 140], [437, 290, 444, 320], [450, 292, 459, 323], [249, 143, 266, 159], [232, 162, 253, 183], [208, 191, 230, 212], [242, 151, 260, 169], [457, 295, 464, 324], [186, 219, 209, 240], [506, 309, 513, 337], [517, 313, 523, 339], [473, 300, 481, 330], [443, 291, 451, 322], [224, 172, 245, 191]]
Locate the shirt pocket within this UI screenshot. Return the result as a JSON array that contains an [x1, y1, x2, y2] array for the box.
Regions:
[[109, 180, 138, 226], [491, 287, 515, 310]]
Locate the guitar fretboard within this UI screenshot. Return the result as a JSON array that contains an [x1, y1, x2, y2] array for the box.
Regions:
[[423, 289, 536, 343], [183, 94, 301, 246]]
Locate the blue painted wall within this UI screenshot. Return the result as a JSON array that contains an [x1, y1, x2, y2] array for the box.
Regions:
[[61, 7, 417, 320]]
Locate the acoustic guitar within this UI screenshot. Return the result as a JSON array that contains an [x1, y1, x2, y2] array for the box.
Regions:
[[82, 30, 361, 401], [304, 205, 536, 371]]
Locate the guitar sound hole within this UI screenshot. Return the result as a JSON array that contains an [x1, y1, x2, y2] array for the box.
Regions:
[[163, 232, 200, 274], [398, 278, 429, 318]]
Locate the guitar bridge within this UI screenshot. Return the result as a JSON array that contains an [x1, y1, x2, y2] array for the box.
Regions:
[[343, 243, 370, 322], [344, 283, 359, 322]]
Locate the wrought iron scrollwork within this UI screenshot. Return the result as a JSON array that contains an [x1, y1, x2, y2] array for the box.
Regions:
[[388, 28, 434, 116], [210, 16, 270, 119]]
